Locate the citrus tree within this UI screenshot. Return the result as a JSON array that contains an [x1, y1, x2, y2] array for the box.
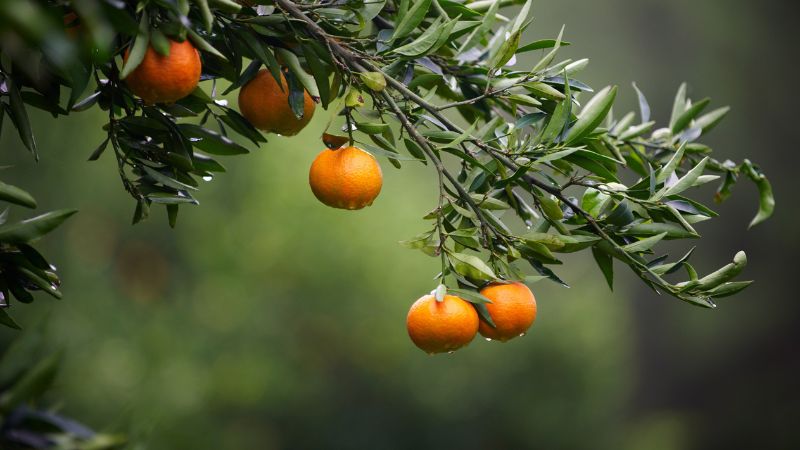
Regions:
[[0, 0, 774, 354]]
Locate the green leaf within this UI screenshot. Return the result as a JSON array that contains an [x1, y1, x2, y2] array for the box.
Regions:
[[524, 82, 566, 101], [622, 222, 699, 239], [0, 308, 21, 330], [449, 288, 493, 304], [489, 31, 520, 69], [581, 188, 610, 217], [16, 267, 61, 299], [540, 72, 571, 143], [655, 143, 686, 184], [141, 166, 197, 192], [530, 25, 564, 73], [671, 97, 710, 134], [472, 302, 496, 328], [120, 14, 150, 79], [556, 234, 602, 253], [511, 0, 533, 35], [655, 156, 709, 199], [437, 120, 477, 149], [516, 39, 571, 54], [6, 78, 37, 157], [632, 82, 651, 123], [706, 281, 752, 298], [591, 247, 613, 290], [533, 148, 580, 166], [618, 121, 655, 140], [193, 0, 214, 32], [622, 232, 667, 253], [302, 45, 332, 108], [391, 0, 432, 41], [669, 82, 688, 129], [694, 106, 729, 134], [742, 160, 774, 229], [276, 49, 320, 98], [469, 194, 511, 210], [564, 86, 617, 145], [355, 122, 390, 135], [538, 195, 563, 220], [0, 210, 77, 244], [393, 17, 446, 56], [458, 0, 499, 52], [179, 124, 250, 155], [449, 253, 497, 281], [0, 181, 37, 208], [149, 28, 171, 56], [186, 28, 227, 61]]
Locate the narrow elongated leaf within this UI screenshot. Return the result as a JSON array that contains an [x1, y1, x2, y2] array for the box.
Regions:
[[276, 49, 320, 98], [657, 156, 709, 199], [743, 160, 774, 228], [655, 143, 686, 183], [0, 181, 37, 208], [632, 82, 651, 123], [179, 124, 249, 155], [564, 86, 617, 145], [707, 281, 752, 298], [449, 288, 493, 304], [516, 39, 571, 54], [671, 98, 710, 134], [393, 18, 445, 56], [6, 78, 37, 157], [141, 166, 197, 192], [592, 247, 613, 290], [489, 31, 520, 69], [622, 232, 667, 253], [694, 106, 729, 134], [120, 14, 149, 79], [669, 82, 688, 129], [449, 253, 497, 281], [0, 309, 21, 330], [391, 0, 432, 41], [0, 210, 77, 243]]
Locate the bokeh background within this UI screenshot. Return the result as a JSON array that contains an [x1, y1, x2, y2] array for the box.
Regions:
[[1, 0, 798, 449]]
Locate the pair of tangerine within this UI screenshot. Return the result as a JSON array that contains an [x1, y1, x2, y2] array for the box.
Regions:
[[123, 40, 383, 211], [407, 282, 537, 354]]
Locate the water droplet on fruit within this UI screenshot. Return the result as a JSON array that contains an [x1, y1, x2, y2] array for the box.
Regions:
[[519, 332, 526, 337], [484, 338, 492, 342]]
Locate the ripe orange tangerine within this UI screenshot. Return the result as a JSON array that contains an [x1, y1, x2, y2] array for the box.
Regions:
[[238, 69, 315, 136], [478, 282, 537, 342], [124, 39, 201, 105], [406, 294, 479, 354], [308, 146, 383, 210]]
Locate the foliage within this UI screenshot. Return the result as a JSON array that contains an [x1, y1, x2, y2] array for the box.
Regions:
[[0, 325, 127, 449], [0, 180, 73, 330], [0, 0, 775, 329]]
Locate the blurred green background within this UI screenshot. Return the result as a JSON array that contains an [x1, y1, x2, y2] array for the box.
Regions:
[[1, 0, 798, 449]]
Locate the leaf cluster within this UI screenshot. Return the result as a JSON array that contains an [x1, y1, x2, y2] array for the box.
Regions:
[[0, 0, 775, 313]]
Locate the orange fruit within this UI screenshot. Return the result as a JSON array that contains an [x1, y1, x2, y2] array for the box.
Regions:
[[406, 294, 479, 354], [124, 39, 201, 104], [238, 69, 315, 136], [478, 282, 537, 342], [308, 146, 383, 210]]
